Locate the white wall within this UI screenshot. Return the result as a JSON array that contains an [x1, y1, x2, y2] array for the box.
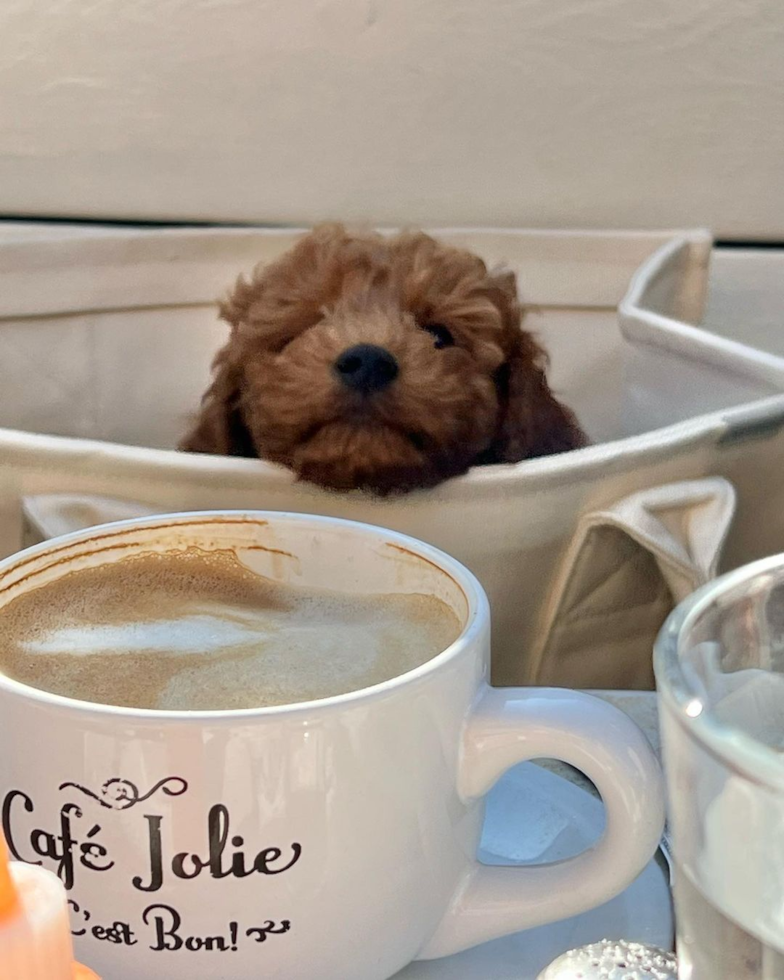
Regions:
[[0, 0, 782, 237]]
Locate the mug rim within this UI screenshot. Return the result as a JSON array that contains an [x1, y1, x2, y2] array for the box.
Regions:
[[654, 551, 784, 790], [0, 510, 488, 722]]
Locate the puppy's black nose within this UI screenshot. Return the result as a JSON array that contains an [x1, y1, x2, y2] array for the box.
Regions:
[[334, 344, 399, 393]]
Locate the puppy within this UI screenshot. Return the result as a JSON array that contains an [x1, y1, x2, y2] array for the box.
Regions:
[[181, 224, 586, 493]]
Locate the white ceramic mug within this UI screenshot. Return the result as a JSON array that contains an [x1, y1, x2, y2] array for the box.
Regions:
[[0, 512, 664, 980]]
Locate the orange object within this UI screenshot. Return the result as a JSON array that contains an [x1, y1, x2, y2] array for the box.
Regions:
[[0, 832, 19, 921], [73, 965, 101, 980], [1, 829, 101, 979]]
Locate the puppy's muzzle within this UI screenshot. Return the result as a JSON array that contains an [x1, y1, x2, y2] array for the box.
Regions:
[[334, 344, 399, 394]]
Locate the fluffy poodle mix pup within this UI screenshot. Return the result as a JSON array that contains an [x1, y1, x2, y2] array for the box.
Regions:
[[182, 225, 585, 493]]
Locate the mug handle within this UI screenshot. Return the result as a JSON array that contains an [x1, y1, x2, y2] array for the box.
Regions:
[[418, 687, 665, 960]]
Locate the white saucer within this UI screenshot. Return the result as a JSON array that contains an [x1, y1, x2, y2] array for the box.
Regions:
[[394, 762, 673, 980]]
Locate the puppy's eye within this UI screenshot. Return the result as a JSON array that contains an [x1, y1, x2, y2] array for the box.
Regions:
[[421, 323, 455, 349]]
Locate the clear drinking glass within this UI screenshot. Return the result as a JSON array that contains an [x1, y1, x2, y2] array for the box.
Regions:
[[655, 555, 784, 979]]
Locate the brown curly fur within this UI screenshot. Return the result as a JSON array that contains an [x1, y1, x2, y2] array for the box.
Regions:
[[180, 224, 586, 493]]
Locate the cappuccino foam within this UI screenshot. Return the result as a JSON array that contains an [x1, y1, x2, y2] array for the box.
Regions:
[[0, 549, 462, 710]]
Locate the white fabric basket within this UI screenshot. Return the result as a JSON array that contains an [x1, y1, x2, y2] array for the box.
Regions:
[[2, 224, 783, 689]]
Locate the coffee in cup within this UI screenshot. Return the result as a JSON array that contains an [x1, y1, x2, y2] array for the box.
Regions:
[[0, 547, 461, 711]]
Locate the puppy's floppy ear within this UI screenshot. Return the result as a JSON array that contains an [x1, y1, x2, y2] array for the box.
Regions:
[[180, 262, 274, 458], [179, 347, 256, 457], [489, 271, 586, 462]]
